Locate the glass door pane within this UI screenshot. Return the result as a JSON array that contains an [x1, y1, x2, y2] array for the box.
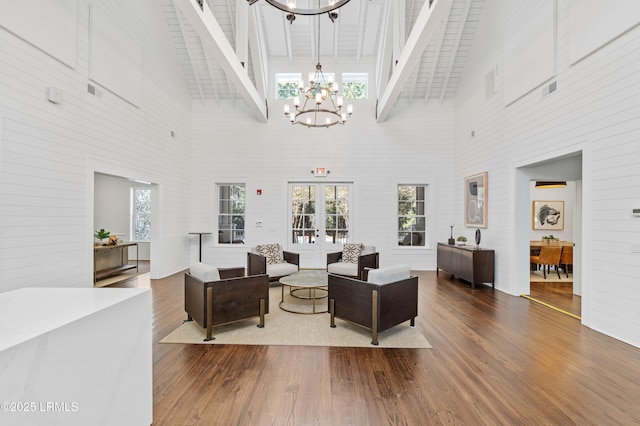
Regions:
[[324, 185, 349, 244], [291, 185, 316, 244]]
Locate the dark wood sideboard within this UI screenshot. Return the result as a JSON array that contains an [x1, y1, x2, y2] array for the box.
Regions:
[[437, 243, 494, 289]]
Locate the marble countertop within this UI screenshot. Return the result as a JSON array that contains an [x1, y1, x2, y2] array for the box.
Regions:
[[0, 287, 150, 352]]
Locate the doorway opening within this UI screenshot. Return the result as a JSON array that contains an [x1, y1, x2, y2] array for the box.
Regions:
[[514, 151, 583, 319], [90, 167, 160, 286]]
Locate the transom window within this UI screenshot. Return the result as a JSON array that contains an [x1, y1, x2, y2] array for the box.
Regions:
[[342, 73, 368, 99], [275, 73, 302, 99], [217, 184, 245, 244], [308, 72, 335, 85], [397, 185, 426, 247]]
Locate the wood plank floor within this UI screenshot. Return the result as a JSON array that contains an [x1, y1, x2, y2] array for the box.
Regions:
[[113, 270, 640, 425], [529, 280, 581, 317]]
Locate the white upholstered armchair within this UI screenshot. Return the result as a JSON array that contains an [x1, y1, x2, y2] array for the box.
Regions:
[[247, 243, 299, 281], [326, 243, 379, 280]]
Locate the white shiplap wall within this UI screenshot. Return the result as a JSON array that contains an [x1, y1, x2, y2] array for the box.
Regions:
[[189, 97, 455, 270], [0, 0, 193, 291], [451, 0, 640, 347]]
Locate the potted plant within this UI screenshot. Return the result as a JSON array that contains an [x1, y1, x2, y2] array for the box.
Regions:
[[94, 229, 110, 246], [456, 235, 467, 246], [542, 234, 559, 245]]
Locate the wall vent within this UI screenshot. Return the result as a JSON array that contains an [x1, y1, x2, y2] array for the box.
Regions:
[[87, 83, 102, 98], [543, 81, 557, 96]]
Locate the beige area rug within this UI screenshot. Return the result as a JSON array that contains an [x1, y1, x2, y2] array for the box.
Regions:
[[160, 286, 432, 349], [530, 270, 573, 283]]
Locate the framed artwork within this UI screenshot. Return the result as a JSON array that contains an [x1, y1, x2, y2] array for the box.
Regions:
[[464, 172, 488, 228], [532, 200, 564, 230]]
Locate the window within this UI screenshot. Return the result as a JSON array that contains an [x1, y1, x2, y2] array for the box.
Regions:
[[308, 72, 335, 86], [276, 73, 302, 99], [218, 184, 245, 244], [131, 187, 151, 242], [341, 73, 368, 99], [397, 185, 426, 247]]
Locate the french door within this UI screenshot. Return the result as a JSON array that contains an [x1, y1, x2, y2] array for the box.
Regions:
[[288, 182, 353, 268]]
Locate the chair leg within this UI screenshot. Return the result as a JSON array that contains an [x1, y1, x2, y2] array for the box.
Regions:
[[371, 290, 379, 346], [556, 264, 561, 279], [330, 299, 336, 328], [257, 298, 265, 328], [204, 287, 215, 342]]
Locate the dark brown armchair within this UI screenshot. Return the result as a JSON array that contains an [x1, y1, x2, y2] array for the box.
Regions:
[[326, 244, 379, 280], [184, 263, 269, 341], [328, 265, 418, 345]]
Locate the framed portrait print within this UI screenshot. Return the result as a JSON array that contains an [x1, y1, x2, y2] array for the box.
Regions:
[[532, 200, 564, 230], [464, 172, 488, 228]]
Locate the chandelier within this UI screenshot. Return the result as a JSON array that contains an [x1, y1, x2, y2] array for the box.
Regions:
[[284, 62, 353, 128], [281, 11, 353, 127], [249, 1, 352, 17]]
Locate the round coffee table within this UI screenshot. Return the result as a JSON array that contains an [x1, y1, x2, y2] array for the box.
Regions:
[[279, 270, 328, 314]]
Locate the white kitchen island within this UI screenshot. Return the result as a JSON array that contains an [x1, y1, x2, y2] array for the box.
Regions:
[[0, 287, 152, 425]]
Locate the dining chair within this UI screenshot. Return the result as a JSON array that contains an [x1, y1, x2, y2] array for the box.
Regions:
[[530, 245, 562, 279], [559, 245, 573, 278]]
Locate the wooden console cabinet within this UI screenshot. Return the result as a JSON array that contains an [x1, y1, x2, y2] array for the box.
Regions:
[[437, 243, 494, 289], [94, 242, 139, 284]]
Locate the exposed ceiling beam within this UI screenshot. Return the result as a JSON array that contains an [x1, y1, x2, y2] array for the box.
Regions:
[[248, 4, 268, 99], [174, 0, 267, 122], [283, 13, 293, 63], [376, 0, 453, 122], [355, 0, 369, 63], [392, 0, 405, 65], [175, 6, 206, 104], [374, 0, 393, 99], [236, 0, 249, 67], [424, 5, 451, 102], [439, 0, 473, 103]]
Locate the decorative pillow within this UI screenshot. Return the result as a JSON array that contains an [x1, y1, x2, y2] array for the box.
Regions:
[[342, 243, 364, 263], [257, 243, 283, 265]]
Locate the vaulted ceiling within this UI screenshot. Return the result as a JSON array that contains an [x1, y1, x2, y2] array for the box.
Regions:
[[161, 0, 484, 121]]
